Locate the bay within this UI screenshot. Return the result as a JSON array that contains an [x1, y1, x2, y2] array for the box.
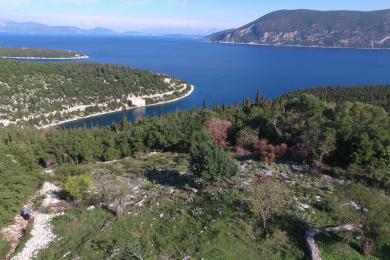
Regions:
[[1, 33, 390, 127]]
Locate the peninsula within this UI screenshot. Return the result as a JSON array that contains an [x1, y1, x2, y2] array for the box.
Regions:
[[0, 47, 88, 59], [0, 58, 194, 128]]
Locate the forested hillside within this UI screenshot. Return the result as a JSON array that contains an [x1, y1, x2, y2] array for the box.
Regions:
[[1, 88, 389, 259], [0, 59, 192, 127], [282, 85, 390, 112], [209, 9, 390, 48]]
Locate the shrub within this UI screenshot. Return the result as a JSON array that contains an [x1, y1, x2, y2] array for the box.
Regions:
[[235, 145, 250, 156], [235, 127, 258, 155], [334, 102, 390, 168], [64, 175, 92, 200], [189, 132, 238, 185], [254, 139, 276, 163], [275, 143, 288, 158], [93, 174, 128, 216], [289, 142, 311, 163], [337, 184, 390, 256], [248, 178, 291, 229], [253, 139, 287, 163], [206, 119, 233, 148]]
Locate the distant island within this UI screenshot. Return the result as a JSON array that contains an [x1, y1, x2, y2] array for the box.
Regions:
[[209, 9, 390, 49], [0, 57, 194, 128], [0, 20, 118, 35], [0, 19, 206, 36]]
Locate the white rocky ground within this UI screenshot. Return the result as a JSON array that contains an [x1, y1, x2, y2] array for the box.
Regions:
[[11, 182, 65, 260], [1, 215, 31, 259], [11, 214, 58, 260], [40, 182, 62, 208], [1, 182, 66, 260]]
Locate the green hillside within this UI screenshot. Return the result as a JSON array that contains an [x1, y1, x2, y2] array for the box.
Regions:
[[0, 58, 192, 127], [1, 87, 389, 259], [281, 85, 390, 112]]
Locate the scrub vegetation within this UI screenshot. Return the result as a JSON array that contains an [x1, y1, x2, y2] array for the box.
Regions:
[[0, 86, 389, 259], [0, 58, 192, 127]]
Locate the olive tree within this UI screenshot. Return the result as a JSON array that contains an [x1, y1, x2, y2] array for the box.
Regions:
[[248, 178, 292, 230], [94, 174, 129, 216]]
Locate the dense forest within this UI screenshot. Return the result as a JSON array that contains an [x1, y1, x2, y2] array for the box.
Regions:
[[0, 58, 191, 127], [0, 87, 389, 259], [0, 48, 85, 59], [283, 85, 390, 112]]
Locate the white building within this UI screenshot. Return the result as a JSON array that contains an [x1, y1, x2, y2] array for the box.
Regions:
[[127, 96, 146, 107]]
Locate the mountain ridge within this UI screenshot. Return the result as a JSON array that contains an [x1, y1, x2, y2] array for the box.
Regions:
[[0, 19, 218, 36], [0, 20, 118, 35], [209, 9, 390, 49]]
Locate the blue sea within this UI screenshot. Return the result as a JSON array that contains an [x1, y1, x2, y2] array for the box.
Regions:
[[1, 33, 390, 127]]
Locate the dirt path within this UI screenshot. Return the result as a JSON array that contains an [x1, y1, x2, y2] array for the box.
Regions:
[[1, 182, 68, 260], [1, 215, 32, 259], [11, 214, 58, 260]]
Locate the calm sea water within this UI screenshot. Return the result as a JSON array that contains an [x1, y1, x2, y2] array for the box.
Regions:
[[1, 33, 390, 127]]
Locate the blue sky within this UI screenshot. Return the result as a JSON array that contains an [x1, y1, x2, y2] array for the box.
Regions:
[[0, 0, 389, 34]]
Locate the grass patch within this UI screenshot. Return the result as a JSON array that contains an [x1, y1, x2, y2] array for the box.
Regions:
[[317, 235, 378, 260], [38, 191, 307, 260], [0, 238, 10, 259], [37, 208, 111, 259], [36, 153, 388, 259]]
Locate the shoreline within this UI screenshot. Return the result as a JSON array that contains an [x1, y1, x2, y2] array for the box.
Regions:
[[40, 84, 195, 129], [213, 41, 390, 51], [1, 55, 89, 60]]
